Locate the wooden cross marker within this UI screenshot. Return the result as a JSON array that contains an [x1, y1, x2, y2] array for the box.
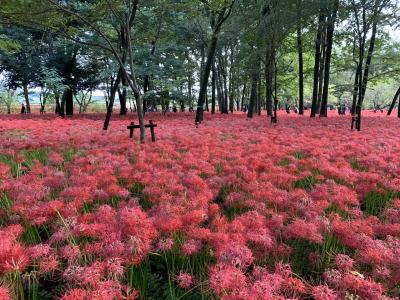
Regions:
[[127, 120, 158, 142]]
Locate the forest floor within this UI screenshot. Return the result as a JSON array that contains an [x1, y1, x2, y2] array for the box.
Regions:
[[0, 111, 400, 299]]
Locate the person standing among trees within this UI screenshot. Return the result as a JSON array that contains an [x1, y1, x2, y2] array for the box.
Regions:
[[20, 103, 26, 114]]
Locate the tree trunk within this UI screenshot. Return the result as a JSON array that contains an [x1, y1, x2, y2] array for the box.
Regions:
[[119, 75, 128, 115], [247, 59, 259, 118], [356, 20, 378, 130], [103, 72, 121, 130], [55, 92, 61, 114], [320, 0, 339, 118], [351, 64, 361, 114], [218, 55, 229, 114], [188, 74, 193, 107], [241, 82, 246, 111], [211, 63, 216, 114], [257, 72, 262, 116], [217, 66, 224, 112], [65, 88, 74, 116], [296, 0, 304, 115], [217, 75, 222, 112], [311, 12, 325, 117], [317, 29, 326, 113], [265, 46, 274, 117], [196, 33, 218, 123], [388, 86, 400, 116], [229, 46, 235, 113], [22, 83, 31, 113]]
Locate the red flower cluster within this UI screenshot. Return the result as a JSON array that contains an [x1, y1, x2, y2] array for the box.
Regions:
[[0, 112, 400, 298]]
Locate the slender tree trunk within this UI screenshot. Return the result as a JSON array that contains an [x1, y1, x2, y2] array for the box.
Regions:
[[241, 82, 246, 111], [320, 0, 339, 118], [296, 0, 304, 115], [218, 55, 229, 114], [119, 75, 128, 115], [257, 72, 262, 116], [212, 63, 216, 114], [351, 64, 361, 114], [356, 20, 378, 130], [247, 59, 260, 118], [229, 46, 235, 113], [217, 65, 224, 113], [188, 74, 193, 107], [55, 93, 61, 114], [216, 70, 223, 112], [60, 90, 67, 118], [22, 83, 31, 113], [265, 46, 274, 116], [311, 12, 325, 117], [103, 72, 121, 130], [388, 86, 400, 116], [398, 103, 400, 118], [196, 33, 218, 123], [317, 30, 326, 113]]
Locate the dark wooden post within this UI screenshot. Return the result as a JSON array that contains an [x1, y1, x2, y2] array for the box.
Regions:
[[149, 120, 156, 142], [128, 122, 135, 138]]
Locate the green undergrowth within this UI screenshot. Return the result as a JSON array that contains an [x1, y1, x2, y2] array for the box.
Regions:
[[349, 158, 368, 172], [214, 163, 223, 176], [4, 268, 62, 300], [325, 204, 351, 219], [293, 175, 319, 191], [288, 234, 347, 278], [198, 172, 209, 180], [362, 189, 400, 217], [214, 185, 251, 221], [22, 148, 49, 167], [126, 233, 214, 300], [292, 151, 308, 160], [21, 223, 51, 245], [81, 196, 122, 214], [0, 154, 21, 177], [277, 158, 290, 167], [0, 148, 49, 177], [130, 182, 153, 211]]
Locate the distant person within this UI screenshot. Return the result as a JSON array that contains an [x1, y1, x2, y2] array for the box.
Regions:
[[172, 106, 178, 113], [20, 103, 26, 114], [189, 106, 194, 112]]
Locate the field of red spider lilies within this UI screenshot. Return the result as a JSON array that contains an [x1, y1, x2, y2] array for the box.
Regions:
[[0, 111, 400, 300]]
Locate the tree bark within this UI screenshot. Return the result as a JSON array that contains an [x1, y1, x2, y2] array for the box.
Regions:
[[196, 34, 218, 123], [211, 63, 216, 114], [22, 83, 31, 113], [317, 29, 326, 113], [265, 46, 274, 116], [247, 59, 259, 118], [64, 88, 74, 116], [229, 46, 235, 113], [311, 12, 325, 117], [241, 82, 246, 111], [320, 0, 339, 118], [296, 0, 304, 115], [119, 74, 128, 115], [387, 86, 400, 116], [103, 71, 121, 130], [356, 20, 378, 130], [351, 63, 361, 114]]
